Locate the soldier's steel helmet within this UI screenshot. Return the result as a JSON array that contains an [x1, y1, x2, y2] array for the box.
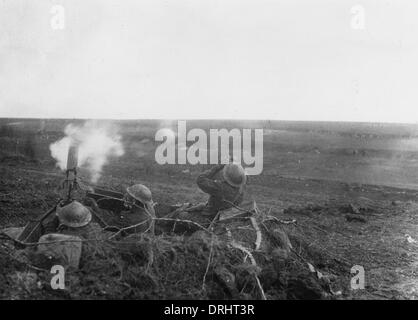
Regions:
[[56, 201, 92, 228], [222, 163, 247, 188], [126, 184, 153, 205]]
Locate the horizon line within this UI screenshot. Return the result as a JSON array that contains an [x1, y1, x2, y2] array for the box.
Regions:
[[1, 116, 418, 126]]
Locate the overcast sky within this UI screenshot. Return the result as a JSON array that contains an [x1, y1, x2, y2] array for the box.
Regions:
[[0, 0, 417, 123]]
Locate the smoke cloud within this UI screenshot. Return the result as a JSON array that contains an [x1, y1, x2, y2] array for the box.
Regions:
[[50, 121, 124, 183]]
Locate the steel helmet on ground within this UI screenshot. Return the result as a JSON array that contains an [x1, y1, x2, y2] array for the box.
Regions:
[[126, 184, 153, 205], [56, 201, 92, 228], [222, 163, 246, 188]]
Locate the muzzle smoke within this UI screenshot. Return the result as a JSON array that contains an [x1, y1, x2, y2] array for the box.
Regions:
[[50, 121, 124, 183]]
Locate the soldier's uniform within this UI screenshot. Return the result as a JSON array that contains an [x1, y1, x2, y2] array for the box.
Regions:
[[167, 164, 246, 234], [95, 202, 151, 234], [31, 201, 102, 270], [196, 164, 245, 215]]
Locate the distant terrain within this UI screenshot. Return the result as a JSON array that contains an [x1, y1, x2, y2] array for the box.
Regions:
[[2, 118, 418, 189]]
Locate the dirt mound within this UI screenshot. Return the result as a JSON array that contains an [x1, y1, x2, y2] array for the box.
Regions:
[[0, 209, 341, 300]]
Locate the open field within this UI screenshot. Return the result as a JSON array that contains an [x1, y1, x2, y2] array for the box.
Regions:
[[1, 118, 418, 299]]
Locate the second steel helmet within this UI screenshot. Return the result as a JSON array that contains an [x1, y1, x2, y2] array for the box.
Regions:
[[222, 163, 247, 188], [126, 184, 153, 205], [56, 201, 92, 228]]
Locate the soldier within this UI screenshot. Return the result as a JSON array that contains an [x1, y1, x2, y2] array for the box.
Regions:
[[85, 183, 156, 235], [124, 184, 155, 213], [196, 162, 247, 216], [120, 184, 156, 234], [167, 163, 247, 233], [35, 201, 106, 270], [43, 200, 98, 239]]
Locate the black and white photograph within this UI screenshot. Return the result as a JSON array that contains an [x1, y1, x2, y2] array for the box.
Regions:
[[0, 0, 418, 305]]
